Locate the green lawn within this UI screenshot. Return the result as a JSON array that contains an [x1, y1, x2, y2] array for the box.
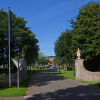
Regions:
[[80, 81, 100, 86], [53, 70, 75, 80], [0, 87, 26, 97], [0, 69, 39, 97]]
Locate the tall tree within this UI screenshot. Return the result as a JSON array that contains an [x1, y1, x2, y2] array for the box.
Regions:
[[0, 9, 39, 66], [71, 2, 100, 70], [54, 30, 73, 66]]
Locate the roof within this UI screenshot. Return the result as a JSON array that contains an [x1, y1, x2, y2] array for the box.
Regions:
[[46, 56, 55, 58], [47, 56, 55, 58]]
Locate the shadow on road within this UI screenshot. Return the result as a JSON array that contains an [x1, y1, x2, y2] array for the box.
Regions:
[[28, 69, 66, 87], [25, 84, 100, 100]]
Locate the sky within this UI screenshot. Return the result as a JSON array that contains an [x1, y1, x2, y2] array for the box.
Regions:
[[0, 0, 100, 56]]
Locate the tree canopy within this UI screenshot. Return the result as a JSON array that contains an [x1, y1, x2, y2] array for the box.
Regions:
[[54, 2, 100, 71], [54, 30, 73, 65], [0, 9, 39, 65], [71, 2, 100, 61], [37, 52, 48, 66]]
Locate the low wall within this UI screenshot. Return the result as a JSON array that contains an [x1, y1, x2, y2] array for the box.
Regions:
[[75, 59, 100, 81]]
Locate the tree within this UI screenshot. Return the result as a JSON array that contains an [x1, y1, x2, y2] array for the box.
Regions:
[[0, 9, 39, 66], [71, 2, 100, 70], [38, 52, 48, 65], [38, 57, 48, 66], [54, 2, 100, 71], [37, 52, 48, 69], [54, 30, 73, 69]]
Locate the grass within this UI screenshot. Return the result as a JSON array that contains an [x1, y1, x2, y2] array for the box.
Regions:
[[80, 81, 100, 86], [0, 87, 26, 97], [0, 68, 39, 97], [53, 69, 75, 80]]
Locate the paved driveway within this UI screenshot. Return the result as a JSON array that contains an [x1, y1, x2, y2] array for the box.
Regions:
[[25, 69, 100, 100]]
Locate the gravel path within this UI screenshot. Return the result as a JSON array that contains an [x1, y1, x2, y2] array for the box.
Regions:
[[25, 69, 100, 100]]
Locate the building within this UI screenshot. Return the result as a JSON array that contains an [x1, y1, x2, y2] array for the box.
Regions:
[[46, 56, 55, 66]]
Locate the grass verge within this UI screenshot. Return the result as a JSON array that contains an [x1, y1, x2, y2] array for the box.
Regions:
[[0, 69, 39, 97], [53, 70, 75, 80], [80, 81, 100, 86]]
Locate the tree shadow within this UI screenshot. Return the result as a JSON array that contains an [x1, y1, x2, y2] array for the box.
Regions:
[[25, 84, 100, 100], [0, 69, 65, 90], [28, 69, 66, 87]]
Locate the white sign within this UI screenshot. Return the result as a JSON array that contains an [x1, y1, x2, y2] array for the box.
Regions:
[[12, 58, 24, 70]]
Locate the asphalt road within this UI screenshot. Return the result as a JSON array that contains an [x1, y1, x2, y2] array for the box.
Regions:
[[25, 69, 100, 100]]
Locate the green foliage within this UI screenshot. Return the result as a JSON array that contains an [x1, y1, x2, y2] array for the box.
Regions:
[[37, 52, 48, 66], [71, 2, 100, 61], [0, 9, 39, 65], [54, 1, 100, 70], [54, 30, 73, 65], [38, 57, 48, 65]]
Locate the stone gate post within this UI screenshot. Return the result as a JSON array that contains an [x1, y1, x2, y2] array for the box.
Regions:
[[75, 59, 84, 80]]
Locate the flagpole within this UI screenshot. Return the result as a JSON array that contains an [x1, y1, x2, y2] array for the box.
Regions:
[[8, 7, 11, 87]]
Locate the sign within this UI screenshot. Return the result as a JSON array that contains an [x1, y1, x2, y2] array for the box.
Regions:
[[12, 58, 24, 69]]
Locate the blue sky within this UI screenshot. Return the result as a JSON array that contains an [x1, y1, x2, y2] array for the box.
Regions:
[[0, 0, 99, 56]]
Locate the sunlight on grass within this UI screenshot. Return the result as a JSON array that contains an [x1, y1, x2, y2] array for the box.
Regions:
[[80, 81, 100, 86], [53, 70, 75, 80], [0, 87, 26, 97], [0, 69, 40, 97]]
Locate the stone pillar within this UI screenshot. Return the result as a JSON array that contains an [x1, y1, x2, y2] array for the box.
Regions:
[[75, 59, 84, 80], [20, 59, 27, 81]]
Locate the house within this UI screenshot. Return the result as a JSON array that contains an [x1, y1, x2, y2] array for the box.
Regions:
[[46, 56, 55, 66]]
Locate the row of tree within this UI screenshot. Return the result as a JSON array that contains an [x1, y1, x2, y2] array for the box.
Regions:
[[27, 52, 49, 70], [54, 2, 100, 71], [37, 52, 49, 67]]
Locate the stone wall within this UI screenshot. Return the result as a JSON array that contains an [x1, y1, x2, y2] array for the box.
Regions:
[[75, 59, 100, 81], [11, 59, 27, 83]]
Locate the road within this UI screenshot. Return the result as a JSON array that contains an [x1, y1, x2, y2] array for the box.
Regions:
[[25, 69, 100, 100]]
